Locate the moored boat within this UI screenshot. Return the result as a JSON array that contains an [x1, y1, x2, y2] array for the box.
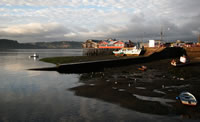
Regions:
[[29, 53, 39, 58], [176, 92, 197, 106], [171, 60, 189, 66], [113, 49, 124, 56], [113, 46, 142, 56], [171, 55, 190, 67]]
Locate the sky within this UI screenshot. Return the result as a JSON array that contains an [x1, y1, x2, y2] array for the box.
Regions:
[[0, 0, 200, 42]]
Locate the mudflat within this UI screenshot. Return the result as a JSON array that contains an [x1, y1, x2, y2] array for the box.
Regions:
[[70, 58, 200, 119]]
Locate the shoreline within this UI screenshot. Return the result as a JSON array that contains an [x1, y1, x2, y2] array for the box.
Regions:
[[36, 47, 191, 73], [35, 48, 200, 118], [70, 59, 200, 118]]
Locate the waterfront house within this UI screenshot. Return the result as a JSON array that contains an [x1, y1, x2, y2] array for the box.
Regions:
[[98, 40, 124, 48], [83, 39, 125, 49], [98, 41, 109, 47], [149, 40, 161, 47], [171, 40, 185, 47], [184, 42, 194, 47], [82, 39, 102, 48]]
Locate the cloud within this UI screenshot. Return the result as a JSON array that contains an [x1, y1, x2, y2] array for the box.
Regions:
[[0, 23, 72, 42], [0, 0, 200, 42]]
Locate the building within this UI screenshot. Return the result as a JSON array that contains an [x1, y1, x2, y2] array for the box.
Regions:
[[184, 42, 194, 47], [82, 39, 102, 48], [124, 40, 135, 47], [171, 40, 185, 47], [149, 40, 161, 47], [82, 39, 125, 49]]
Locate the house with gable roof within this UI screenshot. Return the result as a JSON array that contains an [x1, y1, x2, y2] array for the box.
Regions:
[[82, 39, 125, 49]]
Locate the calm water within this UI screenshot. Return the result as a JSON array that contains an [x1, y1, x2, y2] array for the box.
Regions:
[[0, 49, 193, 122]]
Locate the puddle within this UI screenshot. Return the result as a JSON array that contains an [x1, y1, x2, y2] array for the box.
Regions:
[[89, 84, 95, 86], [164, 84, 190, 89], [135, 87, 146, 90], [112, 87, 117, 90], [133, 94, 175, 107], [132, 73, 143, 78], [118, 89, 126, 92], [177, 78, 185, 81], [106, 79, 110, 82], [153, 89, 166, 95]]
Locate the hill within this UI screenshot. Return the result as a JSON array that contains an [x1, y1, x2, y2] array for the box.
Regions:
[[29, 41, 82, 49], [0, 39, 82, 49]]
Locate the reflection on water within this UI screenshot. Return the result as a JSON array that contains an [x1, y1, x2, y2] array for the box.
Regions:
[[136, 87, 146, 90], [0, 49, 199, 121]]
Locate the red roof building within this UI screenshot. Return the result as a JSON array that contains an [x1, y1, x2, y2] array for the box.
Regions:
[[99, 41, 124, 48]]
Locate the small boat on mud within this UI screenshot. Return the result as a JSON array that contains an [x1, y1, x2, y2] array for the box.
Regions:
[[138, 65, 147, 71], [29, 53, 39, 58], [171, 55, 190, 67], [171, 60, 189, 67], [113, 46, 142, 56], [176, 92, 197, 106]]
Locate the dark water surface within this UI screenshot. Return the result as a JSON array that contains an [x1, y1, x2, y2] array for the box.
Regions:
[[0, 49, 197, 122]]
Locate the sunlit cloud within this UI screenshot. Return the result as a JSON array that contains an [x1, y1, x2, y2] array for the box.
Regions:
[[0, 0, 199, 42]]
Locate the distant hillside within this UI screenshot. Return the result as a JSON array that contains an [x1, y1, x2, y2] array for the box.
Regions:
[[0, 39, 82, 49], [29, 41, 82, 49], [0, 39, 36, 49]]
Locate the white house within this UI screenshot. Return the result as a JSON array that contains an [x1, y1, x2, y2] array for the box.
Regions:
[[149, 40, 161, 47], [149, 40, 155, 47]]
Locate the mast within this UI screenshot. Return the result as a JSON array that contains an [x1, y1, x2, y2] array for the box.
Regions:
[[198, 33, 200, 43], [160, 26, 163, 45], [160, 27, 163, 41]]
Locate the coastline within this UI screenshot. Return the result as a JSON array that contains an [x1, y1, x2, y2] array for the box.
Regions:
[[36, 48, 200, 118], [69, 59, 200, 118]]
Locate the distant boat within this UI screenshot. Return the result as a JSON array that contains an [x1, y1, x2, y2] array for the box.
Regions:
[[176, 92, 197, 106], [29, 53, 39, 58], [113, 46, 142, 56]]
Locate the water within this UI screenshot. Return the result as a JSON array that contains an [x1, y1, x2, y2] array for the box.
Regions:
[[0, 49, 195, 122]]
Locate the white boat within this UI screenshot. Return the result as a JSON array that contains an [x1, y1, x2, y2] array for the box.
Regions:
[[171, 55, 190, 67], [113, 49, 124, 56], [171, 61, 189, 67], [29, 53, 39, 58], [113, 46, 142, 56], [177, 92, 197, 106]]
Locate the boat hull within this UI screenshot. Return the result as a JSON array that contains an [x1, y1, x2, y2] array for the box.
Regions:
[[171, 62, 189, 67], [178, 92, 197, 106], [114, 54, 124, 56], [181, 100, 197, 106], [125, 54, 140, 56], [113, 47, 142, 56]]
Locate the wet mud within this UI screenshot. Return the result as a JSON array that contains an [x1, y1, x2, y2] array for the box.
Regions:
[[70, 59, 200, 119]]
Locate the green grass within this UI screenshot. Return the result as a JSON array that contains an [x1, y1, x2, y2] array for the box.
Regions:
[[40, 55, 130, 65]]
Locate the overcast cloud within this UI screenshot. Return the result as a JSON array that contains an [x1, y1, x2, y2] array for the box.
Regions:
[[0, 0, 199, 42]]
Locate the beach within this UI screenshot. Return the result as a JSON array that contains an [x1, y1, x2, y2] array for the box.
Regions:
[[69, 58, 200, 118]]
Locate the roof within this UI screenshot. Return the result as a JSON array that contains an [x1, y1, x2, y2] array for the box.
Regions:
[[87, 39, 102, 43], [114, 41, 124, 44], [99, 41, 108, 44], [109, 41, 118, 45]]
